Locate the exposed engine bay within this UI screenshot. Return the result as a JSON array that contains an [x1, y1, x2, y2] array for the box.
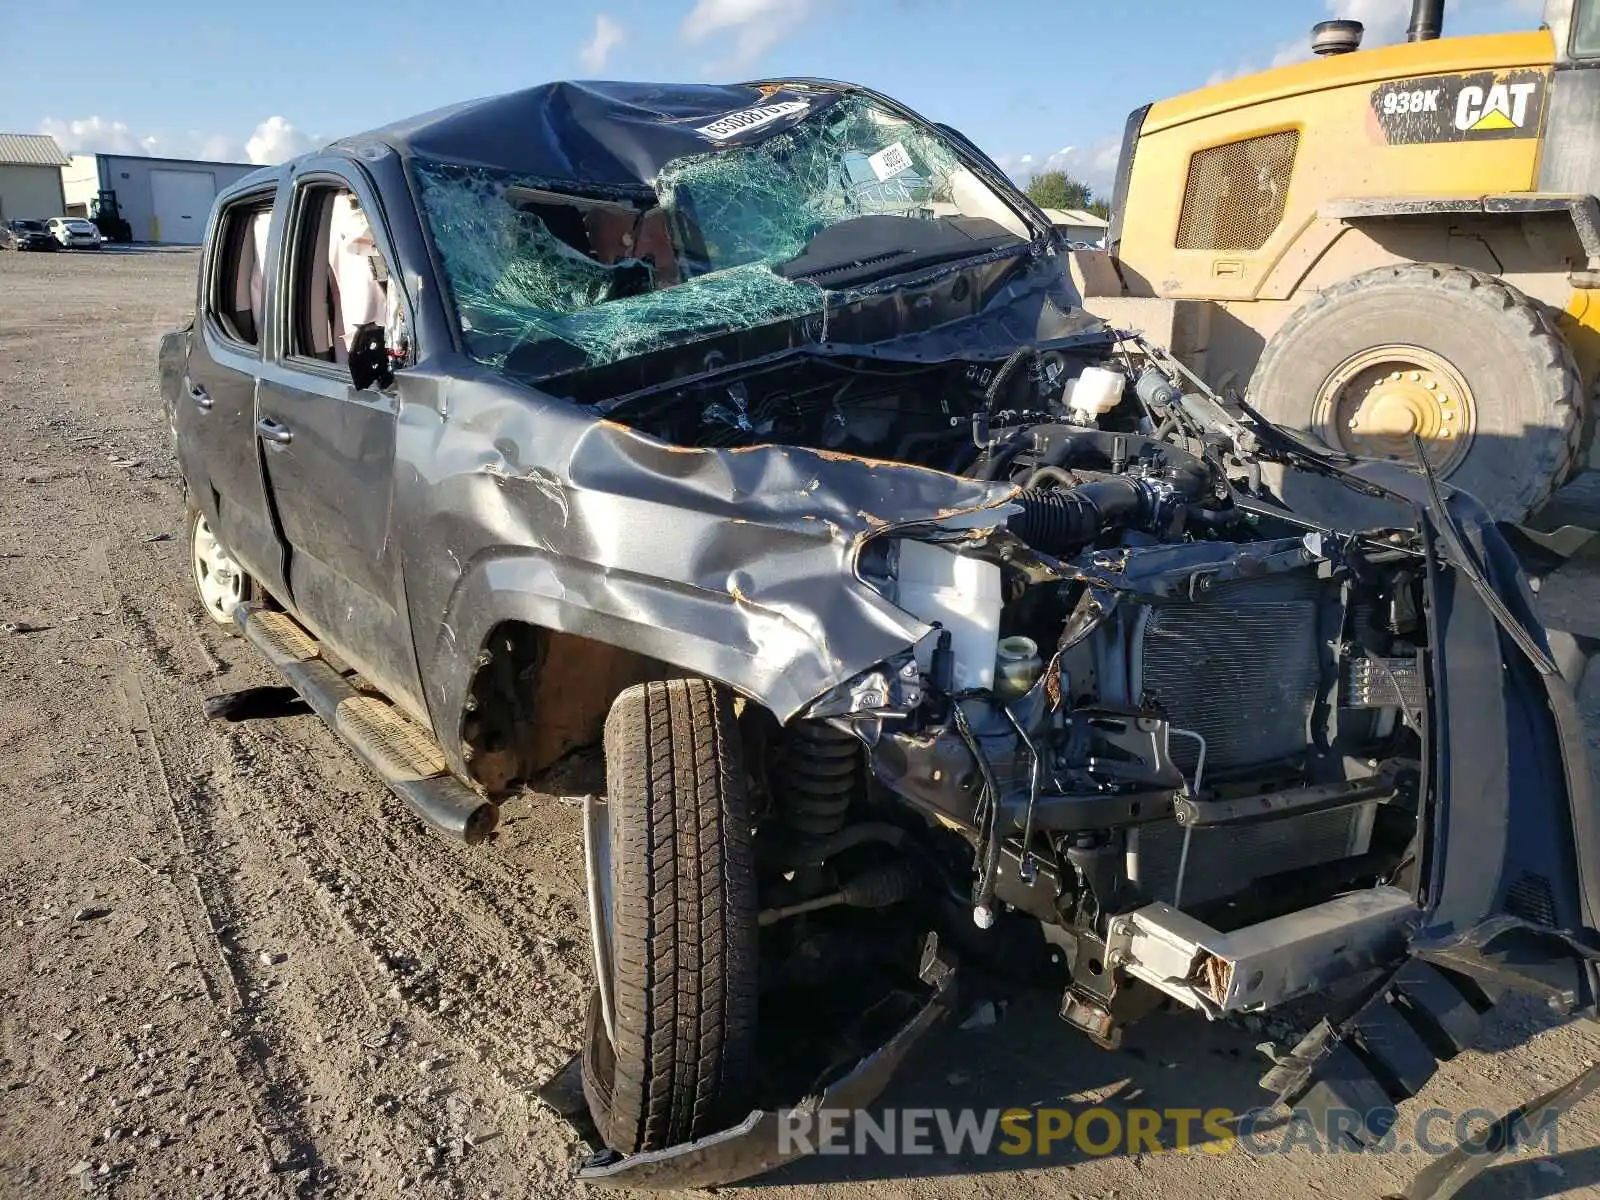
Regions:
[[606, 335, 1430, 1047]]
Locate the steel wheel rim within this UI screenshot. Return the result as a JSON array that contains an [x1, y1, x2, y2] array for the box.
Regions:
[[191, 515, 244, 623], [1312, 344, 1477, 474]]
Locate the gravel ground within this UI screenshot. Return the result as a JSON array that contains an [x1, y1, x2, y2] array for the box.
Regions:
[[2, 247, 1600, 1200]]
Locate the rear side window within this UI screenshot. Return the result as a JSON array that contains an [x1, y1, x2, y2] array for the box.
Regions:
[[208, 197, 273, 348]]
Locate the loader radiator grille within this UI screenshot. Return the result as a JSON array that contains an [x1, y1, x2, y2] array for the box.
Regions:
[[1175, 130, 1299, 252]]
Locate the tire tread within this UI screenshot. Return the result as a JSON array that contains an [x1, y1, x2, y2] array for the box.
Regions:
[[1249, 262, 1583, 522], [589, 678, 756, 1153]]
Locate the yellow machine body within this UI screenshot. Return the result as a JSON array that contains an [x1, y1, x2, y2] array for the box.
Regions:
[[1077, 5, 1600, 530]]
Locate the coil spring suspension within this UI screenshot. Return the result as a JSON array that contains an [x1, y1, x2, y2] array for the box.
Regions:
[[775, 722, 860, 837]]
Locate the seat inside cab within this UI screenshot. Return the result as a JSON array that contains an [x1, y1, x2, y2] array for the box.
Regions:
[[294, 189, 398, 367]]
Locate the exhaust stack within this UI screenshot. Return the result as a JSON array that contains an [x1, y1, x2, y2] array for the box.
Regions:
[[1408, 0, 1445, 41]]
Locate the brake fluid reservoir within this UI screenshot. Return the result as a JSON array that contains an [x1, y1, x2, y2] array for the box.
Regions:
[[894, 540, 1002, 692], [1065, 366, 1126, 421]]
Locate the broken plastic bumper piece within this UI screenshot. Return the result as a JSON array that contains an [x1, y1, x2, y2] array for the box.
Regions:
[[539, 933, 958, 1190]]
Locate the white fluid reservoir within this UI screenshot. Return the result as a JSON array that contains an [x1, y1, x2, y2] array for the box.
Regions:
[[1066, 366, 1126, 420], [893, 540, 1002, 692]]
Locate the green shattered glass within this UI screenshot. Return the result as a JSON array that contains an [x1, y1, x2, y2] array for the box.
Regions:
[[415, 96, 986, 374]]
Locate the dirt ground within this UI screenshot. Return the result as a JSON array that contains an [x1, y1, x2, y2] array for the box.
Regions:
[[3, 248, 1600, 1200]]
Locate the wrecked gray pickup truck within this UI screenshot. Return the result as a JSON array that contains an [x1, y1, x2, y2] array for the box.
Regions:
[[159, 78, 1600, 1188]]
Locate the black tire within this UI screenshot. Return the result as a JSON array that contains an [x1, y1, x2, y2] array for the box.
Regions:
[[186, 506, 256, 633], [582, 678, 758, 1154], [1248, 263, 1583, 525]]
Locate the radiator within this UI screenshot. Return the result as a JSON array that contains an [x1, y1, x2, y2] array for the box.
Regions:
[[1138, 804, 1378, 907], [1132, 572, 1323, 775], [1128, 570, 1366, 905]]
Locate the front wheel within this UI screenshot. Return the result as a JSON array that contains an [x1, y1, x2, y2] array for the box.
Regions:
[[187, 507, 255, 631], [582, 678, 759, 1154]]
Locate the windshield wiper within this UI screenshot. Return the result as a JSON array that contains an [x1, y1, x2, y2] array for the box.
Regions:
[[776, 214, 1025, 286], [785, 243, 1024, 286]]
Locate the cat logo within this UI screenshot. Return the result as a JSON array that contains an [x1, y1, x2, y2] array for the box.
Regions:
[[1455, 81, 1540, 132], [1371, 69, 1547, 144]]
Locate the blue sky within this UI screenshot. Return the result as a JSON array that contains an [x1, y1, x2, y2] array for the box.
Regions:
[[0, 0, 1545, 193]]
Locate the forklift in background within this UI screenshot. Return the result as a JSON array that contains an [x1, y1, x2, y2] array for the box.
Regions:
[[89, 191, 131, 245], [1078, 0, 1600, 608]]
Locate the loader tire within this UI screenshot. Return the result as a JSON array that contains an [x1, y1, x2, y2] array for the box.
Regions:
[[1247, 263, 1583, 526], [581, 678, 758, 1155]]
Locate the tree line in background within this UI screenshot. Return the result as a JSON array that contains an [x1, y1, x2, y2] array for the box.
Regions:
[[1024, 170, 1112, 220]]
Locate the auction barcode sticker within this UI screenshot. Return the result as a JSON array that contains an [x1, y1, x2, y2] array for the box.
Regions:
[[695, 100, 810, 140], [868, 142, 913, 181]]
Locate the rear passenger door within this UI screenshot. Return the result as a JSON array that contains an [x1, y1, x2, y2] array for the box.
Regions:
[[179, 186, 287, 597], [254, 164, 424, 717]]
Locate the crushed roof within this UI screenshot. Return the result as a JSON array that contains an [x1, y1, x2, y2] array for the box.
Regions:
[[352, 80, 851, 187]]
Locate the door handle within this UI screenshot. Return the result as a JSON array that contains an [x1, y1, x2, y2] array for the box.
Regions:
[[187, 382, 212, 410], [256, 417, 293, 445]]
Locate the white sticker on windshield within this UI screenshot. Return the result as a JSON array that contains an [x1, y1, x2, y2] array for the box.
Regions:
[[695, 100, 810, 140], [867, 142, 913, 181]]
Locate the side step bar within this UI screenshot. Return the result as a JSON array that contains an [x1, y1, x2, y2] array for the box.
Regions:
[[233, 603, 497, 844]]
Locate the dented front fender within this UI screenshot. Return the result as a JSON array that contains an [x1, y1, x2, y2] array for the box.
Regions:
[[390, 358, 1016, 776]]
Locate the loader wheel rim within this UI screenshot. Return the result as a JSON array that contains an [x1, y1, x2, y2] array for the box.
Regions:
[[1314, 344, 1476, 473], [192, 515, 244, 622]]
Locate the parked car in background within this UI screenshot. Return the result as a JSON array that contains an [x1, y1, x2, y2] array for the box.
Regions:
[[45, 217, 101, 250], [1, 219, 56, 251]]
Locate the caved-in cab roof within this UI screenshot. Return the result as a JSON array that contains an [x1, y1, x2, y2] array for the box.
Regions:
[[347, 80, 907, 190]]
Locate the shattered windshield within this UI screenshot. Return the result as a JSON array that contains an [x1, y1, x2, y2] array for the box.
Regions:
[[414, 95, 1033, 376]]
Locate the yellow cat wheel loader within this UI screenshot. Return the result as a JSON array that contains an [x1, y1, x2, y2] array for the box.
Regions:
[[1078, 0, 1600, 552]]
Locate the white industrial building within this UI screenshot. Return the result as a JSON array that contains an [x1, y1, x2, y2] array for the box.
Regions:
[[0, 134, 69, 221], [1040, 207, 1111, 247], [62, 152, 258, 244]]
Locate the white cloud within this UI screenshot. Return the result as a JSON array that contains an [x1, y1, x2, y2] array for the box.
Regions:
[[681, 0, 815, 71], [995, 137, 1123, 199], [39, 113, 314, 164], [579, 13, 627, 72], [1209, 0, 1536, 82], [1207, 31, 1308, 84], [1330, 0, 1411, 46], [193, 133, 246, 162], [39, 116, 160, 157], [244, 116, 314, 165]]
